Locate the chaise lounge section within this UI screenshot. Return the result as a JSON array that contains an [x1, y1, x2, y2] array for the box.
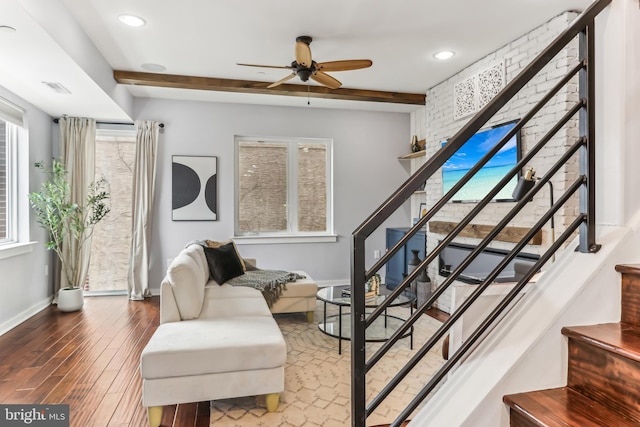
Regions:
[[139, 243, 317, 427]]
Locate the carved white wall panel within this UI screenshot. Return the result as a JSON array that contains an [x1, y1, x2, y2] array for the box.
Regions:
[[477, 61, 505, 109], [453, 76, 476, 120], [453, 61, 505, 120]]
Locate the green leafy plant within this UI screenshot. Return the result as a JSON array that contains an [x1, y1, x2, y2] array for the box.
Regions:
[[28, 159, 110, 288]]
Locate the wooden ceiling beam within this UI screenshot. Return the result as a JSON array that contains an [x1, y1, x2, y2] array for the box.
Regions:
[[114, 70, 425, 106]]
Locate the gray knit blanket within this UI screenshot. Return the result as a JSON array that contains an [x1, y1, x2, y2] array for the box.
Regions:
[[184, 240, 305, 307], [226, 270, 306, 307]]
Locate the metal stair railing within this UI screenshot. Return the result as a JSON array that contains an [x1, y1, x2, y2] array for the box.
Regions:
[[350, 1, 611, 426]]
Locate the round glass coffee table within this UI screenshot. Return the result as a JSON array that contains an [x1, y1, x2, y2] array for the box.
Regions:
[[316, 285, 415, 354]]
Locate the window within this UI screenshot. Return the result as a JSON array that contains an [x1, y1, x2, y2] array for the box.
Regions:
[[0, 112, 19, 245], [235, 136, 334, 242], [0, 120, 10, 242]]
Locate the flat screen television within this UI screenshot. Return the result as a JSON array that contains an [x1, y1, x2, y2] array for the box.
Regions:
[[442, 120, 521, 202]]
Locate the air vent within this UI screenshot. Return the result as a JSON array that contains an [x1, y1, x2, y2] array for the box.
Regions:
[[41, 82, 71, 94]]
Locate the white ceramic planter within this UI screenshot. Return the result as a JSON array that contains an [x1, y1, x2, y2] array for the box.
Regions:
[[57, 287, 84, 312]]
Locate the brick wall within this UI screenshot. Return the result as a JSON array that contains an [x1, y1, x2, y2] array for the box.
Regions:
[[415, 12, 580, 312]]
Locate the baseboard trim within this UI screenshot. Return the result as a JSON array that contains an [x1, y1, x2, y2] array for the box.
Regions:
[[0, 296, 53, 337]]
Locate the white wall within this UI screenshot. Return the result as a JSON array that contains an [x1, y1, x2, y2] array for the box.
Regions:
[[18, 0, 134, 119], [132, 98, 412, 290], [0, 86, 53, 335], [596, 0, 640, 225]]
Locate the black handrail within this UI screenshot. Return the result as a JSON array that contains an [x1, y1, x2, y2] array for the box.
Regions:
[[366, 136, 585, 374], [365, 60, 585, 284], [350, 1, 611, 425], [391, 214, 585, 427], [368, 174, 585, 416], [367, 100, 585, 331], [352, 0, 608, 242]]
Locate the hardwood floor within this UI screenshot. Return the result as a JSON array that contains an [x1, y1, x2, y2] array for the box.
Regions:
[[0, 296, 207, 427]]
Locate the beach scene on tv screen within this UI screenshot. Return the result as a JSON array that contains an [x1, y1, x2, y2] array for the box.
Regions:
[[442, 122, 518, 202]]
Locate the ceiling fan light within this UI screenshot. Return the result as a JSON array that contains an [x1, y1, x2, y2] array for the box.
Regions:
[[433, 50, 455, 60], [118, 14, 146, 27], [298, 68, 312, 82]]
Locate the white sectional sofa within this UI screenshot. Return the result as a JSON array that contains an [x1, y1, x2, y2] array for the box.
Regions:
[[139, 244, 317, 427]]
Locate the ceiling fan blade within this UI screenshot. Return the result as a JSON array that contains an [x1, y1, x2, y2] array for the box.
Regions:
[[311, 71, 342, 89], [237, 63, 293, 70], [316, 59, 373, 72], [295, 41, 312, 68], [267, 73, 296, 88]]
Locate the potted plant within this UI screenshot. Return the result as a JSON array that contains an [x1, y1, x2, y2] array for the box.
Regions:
[[28, 159, 110, 311]]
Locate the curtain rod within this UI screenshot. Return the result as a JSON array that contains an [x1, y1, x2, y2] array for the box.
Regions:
[[53, 118, 164, 128]]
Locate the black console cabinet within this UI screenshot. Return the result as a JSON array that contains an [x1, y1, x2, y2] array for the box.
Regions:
[[385, 227, 426, 290]]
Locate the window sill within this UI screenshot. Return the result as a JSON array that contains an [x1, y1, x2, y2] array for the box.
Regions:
[[0, 241, 37, 260], [233, 234, 338, 245]]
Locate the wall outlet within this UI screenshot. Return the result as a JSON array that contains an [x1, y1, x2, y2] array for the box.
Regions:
[[373, 250, 381, 259], [44, 264, 48, 277]]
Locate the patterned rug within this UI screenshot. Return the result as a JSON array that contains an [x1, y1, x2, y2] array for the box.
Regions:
[[210, 302, 445, 426]]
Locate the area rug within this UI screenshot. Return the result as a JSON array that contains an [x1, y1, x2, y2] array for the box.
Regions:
[[210, 302, 445, 426]]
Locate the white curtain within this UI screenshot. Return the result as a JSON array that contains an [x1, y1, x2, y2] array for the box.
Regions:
[[127, 120, 160, 300], [58, 117, 96, 291]]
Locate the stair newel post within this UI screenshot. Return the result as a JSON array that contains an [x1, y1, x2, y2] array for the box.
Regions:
[[578, 19, 600, 253], [351, 234, 367, 427]]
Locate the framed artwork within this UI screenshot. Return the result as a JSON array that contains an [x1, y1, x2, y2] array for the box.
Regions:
[[172, 155, 217, 221], [419, 202, 428, 219]]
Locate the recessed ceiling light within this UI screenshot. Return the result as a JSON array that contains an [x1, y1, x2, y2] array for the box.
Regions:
[[434, 50, 455, 60], [118, 14, 146, 27], [141, 63, 166, 72], [42, 82, 71, 94], [0, 25, 16, 33]]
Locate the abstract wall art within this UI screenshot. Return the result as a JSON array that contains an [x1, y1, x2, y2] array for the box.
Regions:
[[172, 155, 217, 221]]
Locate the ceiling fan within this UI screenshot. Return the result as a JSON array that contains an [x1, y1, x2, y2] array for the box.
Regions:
[[237, 36, 372, 90]]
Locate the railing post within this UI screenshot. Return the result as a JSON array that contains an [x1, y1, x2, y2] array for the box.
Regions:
[[578, 20, 599, 253], [351, 234, 367, 427]]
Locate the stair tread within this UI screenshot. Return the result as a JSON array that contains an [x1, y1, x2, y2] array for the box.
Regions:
[[561, 322, 640, 363], [504, 387, 638, 426], [615, 264, 640, 274]]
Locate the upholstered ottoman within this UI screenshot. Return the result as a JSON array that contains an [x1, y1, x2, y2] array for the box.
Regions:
[[269, 271, 318, 322], [140, 316, 287, 427]]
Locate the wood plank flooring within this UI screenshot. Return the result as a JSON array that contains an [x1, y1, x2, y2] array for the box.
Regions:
[[0, 296, 207, 427], [0, 295, 442, 426]]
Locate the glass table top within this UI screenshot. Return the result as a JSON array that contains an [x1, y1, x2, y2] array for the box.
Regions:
[[316, 285, 415, 307]]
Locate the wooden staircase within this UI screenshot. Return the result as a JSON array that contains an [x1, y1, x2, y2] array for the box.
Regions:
[[504, 264, 640, 426]]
